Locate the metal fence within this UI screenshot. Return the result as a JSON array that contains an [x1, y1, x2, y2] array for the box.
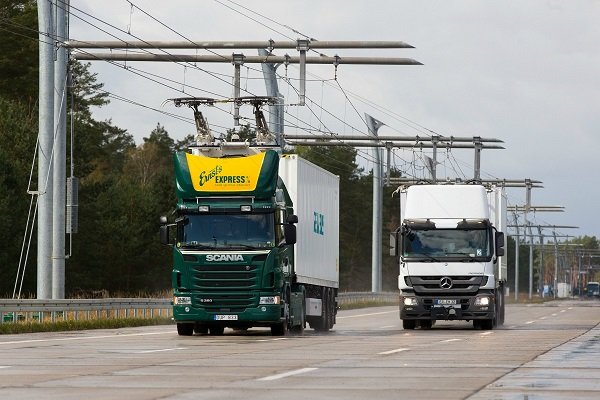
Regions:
[[0, 292, 398, 323]]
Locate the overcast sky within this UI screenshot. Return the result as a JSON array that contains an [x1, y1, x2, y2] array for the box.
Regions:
[[69, 0, 600, 239]]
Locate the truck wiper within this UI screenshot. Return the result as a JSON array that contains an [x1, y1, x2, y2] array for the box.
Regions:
[[406, 253, 440, 262], [445, 252, 478, 261]]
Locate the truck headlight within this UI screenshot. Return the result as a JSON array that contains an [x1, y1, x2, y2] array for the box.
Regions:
[[174, 296, 192, 305], [403, 297, 418, 306], [475, 296, 490, 306], [259, 296, 280, 305]]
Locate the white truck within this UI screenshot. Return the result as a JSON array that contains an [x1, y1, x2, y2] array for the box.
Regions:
[[390, 184, 507, 330]]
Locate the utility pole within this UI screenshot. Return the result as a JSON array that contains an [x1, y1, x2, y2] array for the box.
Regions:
[[37, 0, 54, 299], [258, 48, 284, 150], [366, 114, 385, 293], [52, 0, 68, 299], [513, 212, 520, 301]]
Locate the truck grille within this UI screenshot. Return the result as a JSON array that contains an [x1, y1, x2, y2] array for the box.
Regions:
[[192, 265, 259, 289], [407, 276, 487, 295], [191, 264, 260, 310]]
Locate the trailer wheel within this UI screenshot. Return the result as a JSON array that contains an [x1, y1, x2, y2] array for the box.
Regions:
[[177, 323, 194, 336], [402, 319, 416, 330]]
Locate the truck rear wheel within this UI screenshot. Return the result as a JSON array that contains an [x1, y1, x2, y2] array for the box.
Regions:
[[177, 323, 194, 336], [313, 287, 332, 332], [290, 293, 305, 335]]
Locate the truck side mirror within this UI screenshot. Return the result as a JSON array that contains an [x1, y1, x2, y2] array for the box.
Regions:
[[159, 216, 171, 246], [495, 231, 505, 257], [390, 231, 398, 257], [160, 225, 170, 246], [286, 214, 298, 224], [284, 224, 297, 245]]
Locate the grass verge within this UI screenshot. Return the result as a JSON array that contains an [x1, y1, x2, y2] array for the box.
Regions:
[[0, 317, 174, 335]]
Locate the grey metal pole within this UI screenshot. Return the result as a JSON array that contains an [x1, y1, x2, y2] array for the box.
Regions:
[[366, 114, 384, 293], [64, 40, 417, 49], [431, 136, 438, 182], [553, 231, 558, 299], [538, 227, 544, 296], [52, 0, 68, 299], [514, 213, 520, 301], [72, 53, 423, 65], [37, 0, 54, 299], [232, 53, 244, 126], [473, 136, 482, 181], [258, 49, 284, 150], [528, 224, 533, 300], [297, 39, 309, 106]]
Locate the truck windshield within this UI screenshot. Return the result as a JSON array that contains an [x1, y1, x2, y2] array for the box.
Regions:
[[403, 228, 490, 260], [178, 213, 275, 249]]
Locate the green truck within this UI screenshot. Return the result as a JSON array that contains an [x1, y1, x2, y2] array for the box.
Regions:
[[160, 145, 339, 336]]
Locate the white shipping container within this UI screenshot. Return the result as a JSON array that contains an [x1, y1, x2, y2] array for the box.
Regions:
[[278, 155, 339, 288]]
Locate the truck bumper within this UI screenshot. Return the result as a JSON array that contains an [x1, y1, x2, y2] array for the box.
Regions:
[[173, 303, 283, 327], [400, 294, 495, 321]]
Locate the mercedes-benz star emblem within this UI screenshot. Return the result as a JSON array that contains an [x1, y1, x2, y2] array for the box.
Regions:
[[440, 276, 453, 289]]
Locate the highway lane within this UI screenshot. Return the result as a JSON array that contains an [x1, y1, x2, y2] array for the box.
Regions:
[[0, 300, 599, 400]]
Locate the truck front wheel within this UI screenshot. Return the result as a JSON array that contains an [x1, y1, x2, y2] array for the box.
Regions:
[[177, 323, 194, 336], [402, 319, 416, 330]]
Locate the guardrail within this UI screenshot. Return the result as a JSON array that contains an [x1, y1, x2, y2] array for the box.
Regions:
[[0, 292, 398, 323]]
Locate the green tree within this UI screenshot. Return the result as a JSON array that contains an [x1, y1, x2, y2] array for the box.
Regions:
[[0, 0, 38, 103]]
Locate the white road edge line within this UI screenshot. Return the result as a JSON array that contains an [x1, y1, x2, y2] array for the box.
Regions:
[[257, 338, 289, 342], [440, 338, 462, 343], [378, 347, 410, 355], [136, 347, 187, 354], [0, 366, 10, 369], [258, 367, 318, 381], [525, 320, 535, 324], [379, 325, 395, 329], [0, 331, 172, 345], [480, 332, 493, 336]]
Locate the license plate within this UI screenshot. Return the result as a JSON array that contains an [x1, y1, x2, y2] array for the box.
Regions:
[[435, 299, 457, 305], [214, 315, 238, 321]]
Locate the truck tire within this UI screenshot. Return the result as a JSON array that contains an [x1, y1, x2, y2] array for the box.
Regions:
[[290, 293, 305, 335], [402, 319, 416, 330], [209, 325, 225, 335], [272, 294, 290, 336], [497, 284, 505, 326], [194, 323, 208, 334], [419, 320, 433, 329], [313, 287, 331, 332], [474, 319, 494, 330], [177, 323, 194, 336]]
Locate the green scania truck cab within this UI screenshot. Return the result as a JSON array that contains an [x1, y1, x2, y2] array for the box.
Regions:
[[161, 145, 339, 336]]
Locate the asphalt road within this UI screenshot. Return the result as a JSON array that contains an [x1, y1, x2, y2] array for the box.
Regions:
[[1, 299, 599, 400]]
